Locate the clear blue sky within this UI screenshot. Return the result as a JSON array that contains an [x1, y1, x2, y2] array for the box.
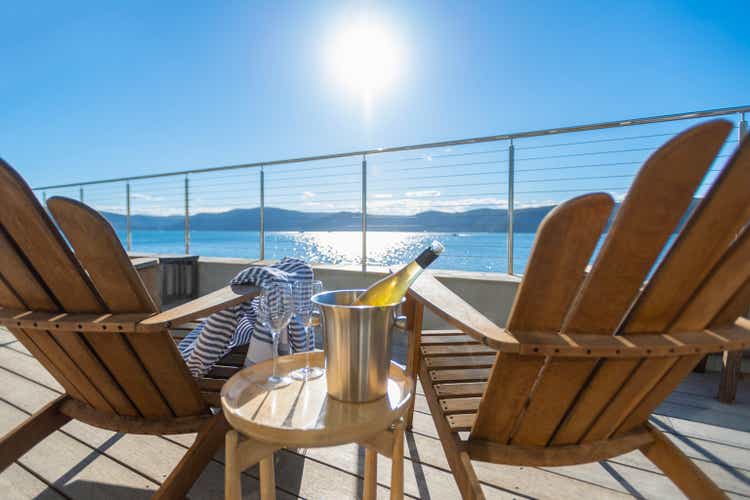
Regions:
[[1, 0, 748, 215]]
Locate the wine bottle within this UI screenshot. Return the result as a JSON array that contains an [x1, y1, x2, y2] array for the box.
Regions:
[[353, 241, 444, 306]]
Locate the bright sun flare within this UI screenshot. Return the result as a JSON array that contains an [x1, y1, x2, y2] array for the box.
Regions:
[[328, 21, 403, 100]]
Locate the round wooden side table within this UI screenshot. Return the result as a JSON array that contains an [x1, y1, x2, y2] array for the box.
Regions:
[[221, 351, 413, 500]]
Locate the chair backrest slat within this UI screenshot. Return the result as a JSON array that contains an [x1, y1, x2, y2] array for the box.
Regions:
[[561, 121, 733, 335], [21, 328, 116, 412], [508, 357, 599, 446], [9, 327, 87, 401], [668, 226, 750, 332], [0, 277, 24, 309], [580, 357, 677, 442], [468, 354, 545, 442], [613, 224, 750, 435], [52, 331, 140, 416], [470, 194, 612, 443], [550, 358, 640, 445], [81, 333, 174, 417], [47, 197, 157, 313], [622, 136, 750, 333], [613, 354, 703, 436], [506, 193, 614, 332], [0, 159, 103, 313], [713, 277, 750, 326], [0, 227, 58, 311], [127, 334, 208, 416]]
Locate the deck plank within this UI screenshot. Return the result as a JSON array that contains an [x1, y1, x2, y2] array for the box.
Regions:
[[0, 463, 67, 500]]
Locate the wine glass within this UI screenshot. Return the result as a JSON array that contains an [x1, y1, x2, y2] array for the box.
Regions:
[[290, 280, 324, 380], [257, 283, 294, 390]]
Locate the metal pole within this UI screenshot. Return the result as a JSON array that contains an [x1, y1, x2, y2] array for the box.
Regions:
[[79, 187, 84, 202], [740, 112, 748, 140], [126, 182, 132, 251], [259, 166, 265, 260], [42, 191, 47, 204], [184, 176, 190, 255], [507, 141, 515, 275], [361, 154, 367, 272]]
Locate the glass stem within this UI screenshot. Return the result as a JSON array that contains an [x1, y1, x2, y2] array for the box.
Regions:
[[304, 325, 311, 369], [272, 331, 279, 379]]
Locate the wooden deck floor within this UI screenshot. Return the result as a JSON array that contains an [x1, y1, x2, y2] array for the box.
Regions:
[[1, 326, 749, 500]]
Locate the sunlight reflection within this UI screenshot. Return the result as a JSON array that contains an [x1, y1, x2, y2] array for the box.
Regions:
[[291, 231, 429, 266]]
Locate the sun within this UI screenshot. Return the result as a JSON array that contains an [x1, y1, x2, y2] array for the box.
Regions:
[[327, 20, 403, 101]]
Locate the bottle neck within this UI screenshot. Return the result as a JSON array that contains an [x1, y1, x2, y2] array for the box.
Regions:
[[415, 247, 440, 268]]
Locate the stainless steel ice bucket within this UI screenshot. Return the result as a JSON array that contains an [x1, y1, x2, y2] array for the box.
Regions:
[[312, 289, 405, 402]]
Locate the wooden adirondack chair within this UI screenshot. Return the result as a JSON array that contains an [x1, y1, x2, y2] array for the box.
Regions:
[[0, 159, 259, 499], [401, 120, 750, 500]]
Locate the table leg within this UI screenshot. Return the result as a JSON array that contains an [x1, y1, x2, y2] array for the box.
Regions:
[[364, 447, 378, 500], [260, 454, 276, 500], [390, 419, 405, 500], [225, 430, 242, 500]]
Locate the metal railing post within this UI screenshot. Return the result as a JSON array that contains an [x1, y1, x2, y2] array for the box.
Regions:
[[79, 186, 84, 202], [42, 191, 47, 204], [259, 166, 265, 260], [740, 112, 748, 140], [126, 182, 132, 251], [507, 141, 515, 275], [184, 176, 190, 254], [361, 154, 367, 272]]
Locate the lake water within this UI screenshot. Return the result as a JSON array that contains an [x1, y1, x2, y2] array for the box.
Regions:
[[118, 230, 538, 273]]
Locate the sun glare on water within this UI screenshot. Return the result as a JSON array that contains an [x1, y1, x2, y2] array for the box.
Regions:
[[292, 231, 426, 266]]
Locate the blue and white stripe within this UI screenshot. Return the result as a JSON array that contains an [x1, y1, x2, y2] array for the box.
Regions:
[[178, 257, 313, 377]]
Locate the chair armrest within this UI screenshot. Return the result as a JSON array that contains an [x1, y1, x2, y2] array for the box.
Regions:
[[408, 272, 520, 352], [509, 322, 750, 358], [139, 284, 260, 330]]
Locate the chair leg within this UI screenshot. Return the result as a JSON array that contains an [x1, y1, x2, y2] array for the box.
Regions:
[[363, 447, 378, 500], [0, 396, 70, 471], [458, 452, 485, 500], [718, 350, 742, 403], [417, 362, 484, 500], [641, 423, 727, 500], [404, 298, 423, 431], [225, 430, 242, 500], [155, 411, 230, 500], [390, 419, 405, 500], [259, 454, 276, 500]]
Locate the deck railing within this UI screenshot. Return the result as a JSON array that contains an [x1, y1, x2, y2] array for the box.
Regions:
[[33, 105, 749, 274]]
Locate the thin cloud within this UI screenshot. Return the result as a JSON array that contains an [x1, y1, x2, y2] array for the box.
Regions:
[[405, 190, 441, 198], [131, 193, 164, 201]]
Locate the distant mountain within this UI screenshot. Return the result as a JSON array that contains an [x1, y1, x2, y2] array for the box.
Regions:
[[100, 199, 700, 233], [101, 206, 552, 233]]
